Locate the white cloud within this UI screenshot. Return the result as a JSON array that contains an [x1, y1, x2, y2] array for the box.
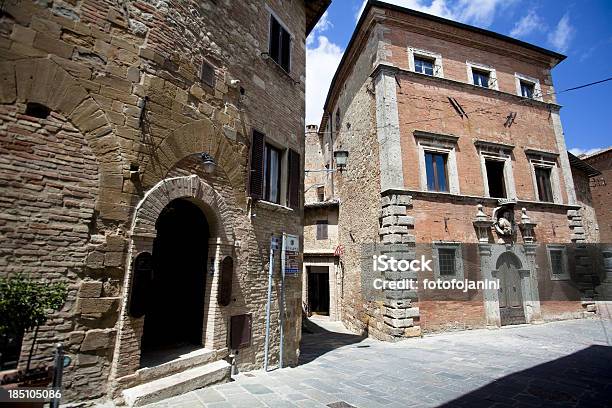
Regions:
[[510, 9, 546, 38], [305, 35, 344, 126], [569, 147, 608, 157], [354, 0, 512, 27], [547, 13, 575, 53], [307, 11, 332, 46]]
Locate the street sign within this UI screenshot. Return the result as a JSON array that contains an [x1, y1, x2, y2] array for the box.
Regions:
[[285, 234, 299, 252], [271, 236, 281, 250]]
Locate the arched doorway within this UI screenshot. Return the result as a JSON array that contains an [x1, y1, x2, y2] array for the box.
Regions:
[[140, 198, 209, 365], [496, 252, 526, 326]]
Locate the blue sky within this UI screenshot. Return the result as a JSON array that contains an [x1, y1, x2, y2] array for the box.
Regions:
[[305, 0, 612, 155]]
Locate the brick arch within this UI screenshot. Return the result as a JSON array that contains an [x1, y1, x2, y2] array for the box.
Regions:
[[0, 58, 124, 221], [132, 174, 234, 241], [141, 119, 247, 203]]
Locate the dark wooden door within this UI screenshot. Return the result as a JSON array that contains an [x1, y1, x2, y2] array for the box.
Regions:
[[498, 255, 525, 326]]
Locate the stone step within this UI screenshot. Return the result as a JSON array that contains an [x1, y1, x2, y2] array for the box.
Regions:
[[137, 348, 218, 383], [122, 359, 231, 407]]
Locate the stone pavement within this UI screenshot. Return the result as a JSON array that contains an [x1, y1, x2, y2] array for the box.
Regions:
[[141, 317, 612, 408]]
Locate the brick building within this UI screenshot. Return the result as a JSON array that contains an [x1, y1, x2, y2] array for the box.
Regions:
[[0, 0, 329, 404], [313, 0, 601, 341]]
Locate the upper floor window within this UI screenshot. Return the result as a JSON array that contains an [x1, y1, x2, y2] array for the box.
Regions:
[[409, 48, 443, 78], [527, 150, 561, 204], [472, 69, 490, 88], [269, 14, 291, 72], [485, 159, 506, 198], [520, 81, 534, 98], [515, 73, 542, 101], [415, 131, 460, 195], [200, 60, 215, 88], [414, 57, 435, 76], [535, 166, 553, 202], [467, 62, 497, 90], [316, 186, 325, 202], [425, 152, 448, 192], [476, 141, 516, 200], [249, 130, 301, 208], [316, 220, 328, 240], [264, 143, 281, 204]]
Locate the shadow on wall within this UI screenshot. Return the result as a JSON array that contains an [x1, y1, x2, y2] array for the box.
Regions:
[[299, 318, 366, 364], [439, 344, 612, 407]]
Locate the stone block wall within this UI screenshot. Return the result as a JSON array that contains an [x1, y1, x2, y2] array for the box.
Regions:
[[0, 0, 311, 402]]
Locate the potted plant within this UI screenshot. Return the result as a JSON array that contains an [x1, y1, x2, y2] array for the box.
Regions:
[[0, 274, 67, 392]]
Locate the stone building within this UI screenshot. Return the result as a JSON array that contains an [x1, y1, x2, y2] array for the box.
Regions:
[[568, 151, 602, 243], [581, 147, 612, 243], [302, 124, 341, 321], [0, 0, 329, 405], [313, 0, 600, 341]]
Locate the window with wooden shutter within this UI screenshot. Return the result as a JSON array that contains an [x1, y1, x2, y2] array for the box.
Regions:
[[288, 148, 300, 209], [316, 220, 328, 240], [249, 130, 265, 200], [269, 15, 291, 72], [217, 256, 233, 306]]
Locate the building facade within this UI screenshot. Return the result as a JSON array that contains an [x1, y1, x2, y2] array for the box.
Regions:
[[314, 0, 600, 341], [582, 148, 612, 243], [0, 0, 328, 404]]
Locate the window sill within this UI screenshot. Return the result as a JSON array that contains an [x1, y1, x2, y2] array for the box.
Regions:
[[256, 199, 295, 213], [261, 53, 299, 84]]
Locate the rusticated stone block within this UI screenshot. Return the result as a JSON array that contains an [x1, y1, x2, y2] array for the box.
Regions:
[[79, 297, 119, 315], [78, 281, 103, 298], [80, 329, 116, 352]]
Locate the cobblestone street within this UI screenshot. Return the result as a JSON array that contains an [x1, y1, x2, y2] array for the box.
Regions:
[[140, 317, 612, 408]]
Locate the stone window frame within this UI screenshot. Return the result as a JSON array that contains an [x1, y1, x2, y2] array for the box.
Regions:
[[546, 244, 570, 280], [266, 4, 294, 73], [526, 149, 562, 204], [475, 140, 517, 200], [466, 61, 498, 90], [514, 72, 543, 101], [432, 242, 464, 280], [408, 47, 444, 78], [414, 130, 460, 195]]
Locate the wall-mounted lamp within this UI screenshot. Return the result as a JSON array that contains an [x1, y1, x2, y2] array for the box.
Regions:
[[200, 152, 216, 174], [333, 150, 349, 172]]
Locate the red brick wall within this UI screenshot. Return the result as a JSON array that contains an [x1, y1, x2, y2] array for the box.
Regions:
[[585, 151, 612, 242]]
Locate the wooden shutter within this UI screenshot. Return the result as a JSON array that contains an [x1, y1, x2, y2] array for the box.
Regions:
[[316, 221, 328, 240], [217, 256, 233, 306], [288, 149, 300, 209], [280, 28, 291, 71], [249, 130, 265, 200], [269, 17, 280, 63]]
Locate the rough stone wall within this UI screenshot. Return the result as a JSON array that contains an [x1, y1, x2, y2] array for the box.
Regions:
[[571, 166, 599, 243], [304, 206, 338, 254], [0, 0, 308, 402], [584, 150, 612, 243], [304, 125, 326, 204]]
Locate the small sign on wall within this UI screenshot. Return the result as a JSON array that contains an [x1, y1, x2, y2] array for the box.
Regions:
[[284, 234, 300, 275]]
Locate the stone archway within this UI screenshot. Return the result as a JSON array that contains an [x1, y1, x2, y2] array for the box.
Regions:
[[0, 58, 125, 221], [480, 244, 542, 327], [111, 175, 235, 384], [140, 119, 248, 206]]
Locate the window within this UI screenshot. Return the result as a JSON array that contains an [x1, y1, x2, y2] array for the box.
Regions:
[[414, 56, 434, 76], [535, 166, 553, 202], [485, 159, 506, 198], [316, 220, 328, 240], [425, 152, 448, 192], [249, 130, 301, 208], [317, 186, 325, 202], [547, 245, 569, 280], [515, 73, 542, 101], [409, 48, 443, 78], [269, 15, 291, 72], [472, 69, 490, 88], [433, 243, 464, 280], [438, 248, 456, 276], [264, 143, 281, 204], [200, 61, 215, 88], [520, 80, 534, 98]]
